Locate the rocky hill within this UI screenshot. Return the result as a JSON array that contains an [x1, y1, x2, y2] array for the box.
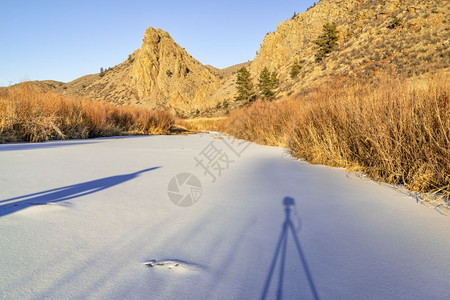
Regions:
[[52, 28, 221, 117], [190, 0, 449, 115], [15, 0, 449, 117], [249, 0, 449, 99]]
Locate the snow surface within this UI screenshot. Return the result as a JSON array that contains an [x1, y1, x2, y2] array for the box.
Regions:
[[0, 132, 449, 300]]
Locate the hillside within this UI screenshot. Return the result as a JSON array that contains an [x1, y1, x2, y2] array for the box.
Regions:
[[189, 0, 449, 115], [249, 0, 449, 99], [14, 0, 449, 116], [206, 62, 251, 79]]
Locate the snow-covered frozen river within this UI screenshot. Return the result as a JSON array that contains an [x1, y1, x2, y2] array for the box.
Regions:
[[0, 133, 449, 299]]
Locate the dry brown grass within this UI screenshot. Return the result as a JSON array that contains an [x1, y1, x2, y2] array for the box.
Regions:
[[221, 73, 449, 199], [0, 84, 174, 143], [178, 117, 226, 132]]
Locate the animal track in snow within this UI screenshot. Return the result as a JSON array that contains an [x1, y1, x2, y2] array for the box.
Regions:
[[144, 259, 204, 274]]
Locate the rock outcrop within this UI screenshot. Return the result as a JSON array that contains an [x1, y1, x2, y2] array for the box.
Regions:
[[56, 27, 220, 116], [129, 28, 219, 114]]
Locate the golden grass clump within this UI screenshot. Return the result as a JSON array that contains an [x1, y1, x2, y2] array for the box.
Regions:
[[0, 84, 175, 143], [221, 73, 449, 198], [176, 117, 226, 132]]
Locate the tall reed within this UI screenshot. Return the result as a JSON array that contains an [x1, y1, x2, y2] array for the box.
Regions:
[[221, 73, 449, 197], [0, 84, 175, 143]]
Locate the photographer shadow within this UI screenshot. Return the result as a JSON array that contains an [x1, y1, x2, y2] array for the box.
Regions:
[[261, 197, 319, 300]]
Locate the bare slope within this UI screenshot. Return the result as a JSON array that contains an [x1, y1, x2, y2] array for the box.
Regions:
[[206, 62, 251, 79]]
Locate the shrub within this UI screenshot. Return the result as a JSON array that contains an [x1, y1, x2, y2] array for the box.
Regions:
[[313, 23, 339, 60], [387, 16, 402, 29], [290, 60, 302, 79]]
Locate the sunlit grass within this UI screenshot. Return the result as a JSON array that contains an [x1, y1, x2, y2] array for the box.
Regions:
[[220, 73, 449, 198], [0, 84, 175, 143]]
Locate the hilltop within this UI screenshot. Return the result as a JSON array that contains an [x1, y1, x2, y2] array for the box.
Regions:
[[48, 28, 221, 117]]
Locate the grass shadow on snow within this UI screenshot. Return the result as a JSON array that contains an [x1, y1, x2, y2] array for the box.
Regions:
[[0, 141, 98, 152], [261, 197, 320, 300], [0, 167, 161, 218]]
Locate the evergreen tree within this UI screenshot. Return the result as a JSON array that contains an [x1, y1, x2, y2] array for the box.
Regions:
[[313, 23, 339, 60], [270, 71, 278, 88], [235, 67, 255, 103], [258, 67, 278, 100], [290, 60, 302, 79]]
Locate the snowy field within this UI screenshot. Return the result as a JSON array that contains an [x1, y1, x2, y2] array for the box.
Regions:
[[0, 132, 449, 299]]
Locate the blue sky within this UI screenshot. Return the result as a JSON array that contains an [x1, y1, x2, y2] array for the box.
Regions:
[[0, 0, 316, 86]]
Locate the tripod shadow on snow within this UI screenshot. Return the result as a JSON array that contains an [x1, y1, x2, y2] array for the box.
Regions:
[[0, 167, 161, 218], [261, 197, 320, 300]]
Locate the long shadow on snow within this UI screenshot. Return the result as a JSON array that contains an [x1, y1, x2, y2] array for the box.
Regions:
[[0, 167, 161, 218], [261, 197, 320, 300]]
